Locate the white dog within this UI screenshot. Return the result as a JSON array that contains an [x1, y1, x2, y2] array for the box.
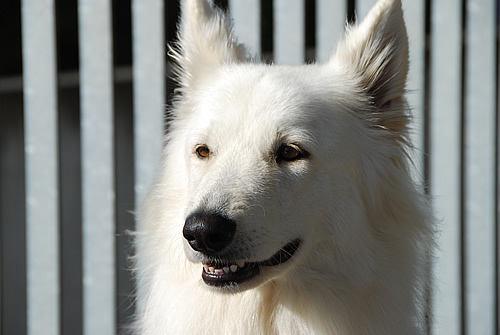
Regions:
[[134, 0, 434, 333]]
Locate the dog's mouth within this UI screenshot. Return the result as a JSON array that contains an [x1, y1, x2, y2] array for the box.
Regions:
[[201, 239, 301, 288]]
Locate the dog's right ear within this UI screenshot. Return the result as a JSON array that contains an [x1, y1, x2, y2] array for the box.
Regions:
[[171, 0, 248, 93]]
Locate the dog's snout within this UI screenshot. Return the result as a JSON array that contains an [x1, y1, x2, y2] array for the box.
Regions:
[[183, 213, 236, 254]]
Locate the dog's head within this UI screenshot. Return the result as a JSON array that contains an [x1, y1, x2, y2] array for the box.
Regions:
[[168, 0, 410, 292]]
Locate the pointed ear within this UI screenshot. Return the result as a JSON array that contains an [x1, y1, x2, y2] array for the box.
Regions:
[[171, 0, 248, 92], [332, 0, 409, 134]]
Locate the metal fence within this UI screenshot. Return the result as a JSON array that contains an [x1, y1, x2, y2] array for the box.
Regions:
[[0, 0, 498, 334]]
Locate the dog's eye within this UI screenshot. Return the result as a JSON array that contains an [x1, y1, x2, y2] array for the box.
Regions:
[[196, 145, 210, 159], [277, 144, 303, 162]]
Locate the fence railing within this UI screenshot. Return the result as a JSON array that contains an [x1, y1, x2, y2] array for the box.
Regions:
[[0, 0, 498, 334]]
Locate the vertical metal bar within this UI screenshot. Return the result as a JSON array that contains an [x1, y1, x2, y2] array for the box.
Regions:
[[78, 0, 115, 333], [21, 0, 60, 334], [315, 0, 345, 62], [403, 0, 426, 182], [496, 1, 500, 332], [274, 0, 304, 64], [132, 0, 165, 213], [402, 1, 430, 331], [429, 0, 463, 333], [463, 0, 496, 333], [229, 0, 261, 58]]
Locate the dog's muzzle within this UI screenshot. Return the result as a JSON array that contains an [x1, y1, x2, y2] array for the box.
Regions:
[[183, 212, 300, 289]]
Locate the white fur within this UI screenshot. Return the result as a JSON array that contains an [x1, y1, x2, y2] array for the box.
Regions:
[[133, 0, 434, 333]]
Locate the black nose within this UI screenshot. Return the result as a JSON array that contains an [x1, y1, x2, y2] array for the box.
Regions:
[[183, 213, 236, 254]]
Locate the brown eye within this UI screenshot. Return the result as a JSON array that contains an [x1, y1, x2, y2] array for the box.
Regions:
[[278, 144, 302, 162], [196, 145, 210, 159]]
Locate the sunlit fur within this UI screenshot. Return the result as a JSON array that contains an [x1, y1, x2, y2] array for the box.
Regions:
[[133, 0, 434, 333]]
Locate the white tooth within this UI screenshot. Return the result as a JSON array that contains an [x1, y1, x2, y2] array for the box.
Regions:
[[203, 265, 209, 272], [223, 267, 230, 274], [209, 267, 215, 274], [236, 260, 245, 268], [230, 265, 238, 272], [214, 269, 224, 275]]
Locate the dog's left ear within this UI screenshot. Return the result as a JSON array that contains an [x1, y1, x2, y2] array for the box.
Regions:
[[172, 0, 248, 93], [332, 0, 409, 134]]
